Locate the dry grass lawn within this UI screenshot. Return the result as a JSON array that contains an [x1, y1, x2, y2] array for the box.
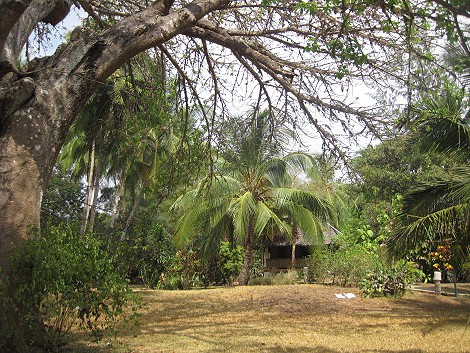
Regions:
[[69, 284, 470, 353]]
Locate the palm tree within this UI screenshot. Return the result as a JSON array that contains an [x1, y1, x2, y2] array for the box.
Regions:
[[172, 111, 335, 284], [306, 154, 348, 224], [388, 166, 469, 254], [58, 82, 114, 234], [388, 33, 470, 261], [388, 83, 470, 263], [58, 53, 202, 238]]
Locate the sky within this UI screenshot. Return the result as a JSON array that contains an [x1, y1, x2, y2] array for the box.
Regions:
[[26, 6, 85, 58], [29, 4, 391, 165]]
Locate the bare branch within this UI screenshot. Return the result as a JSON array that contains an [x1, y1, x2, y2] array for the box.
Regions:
[[159, 44, 215, 169]]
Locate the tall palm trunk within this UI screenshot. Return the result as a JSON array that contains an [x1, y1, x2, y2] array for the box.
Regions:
[[88, 150, 102, 233], [238, 218, 254, 285], [291, 225, 299, 268], [81, 141, 96, 235], [121, 194, 140, 241], [110, 173, 125, 228]]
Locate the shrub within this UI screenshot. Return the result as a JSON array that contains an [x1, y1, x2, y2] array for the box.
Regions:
[[361, 260, 424, 298], [271, 270, 298, 285], [307, 247, 332, 283], [132, 223, 174, 289], [248, 270, 298, 286], [461, 260, 470, 282], [248, 276, 273, 286], [307, 244, 380, 286], [218, 242, 244, 285], [157, 249, 201, 290], [0, 225, 139, 352], [330, 245, 380, 286]]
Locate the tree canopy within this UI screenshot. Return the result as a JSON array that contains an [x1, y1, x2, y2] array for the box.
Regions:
[[172, 112, 335, 284], [0, 0, 469, 261]]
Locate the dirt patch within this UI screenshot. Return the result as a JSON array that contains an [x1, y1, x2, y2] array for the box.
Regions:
[[69, 284, 470, 353]]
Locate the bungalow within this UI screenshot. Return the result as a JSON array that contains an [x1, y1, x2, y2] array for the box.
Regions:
[[263, 224, 340, 270]]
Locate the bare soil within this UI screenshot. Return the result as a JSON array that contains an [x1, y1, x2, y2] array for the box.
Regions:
[[69, 284, 470, 353]]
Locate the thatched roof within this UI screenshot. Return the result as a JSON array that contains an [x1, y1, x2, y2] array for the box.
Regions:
[[268, 223, 340, 246]]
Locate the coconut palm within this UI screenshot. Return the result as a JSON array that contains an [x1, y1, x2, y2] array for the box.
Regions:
[[389, 166, 470, 257], [58, 53, 202, 237], [173, 111, 335, 284], [388, 82, 470, 263], [58, 82, 114, 234]]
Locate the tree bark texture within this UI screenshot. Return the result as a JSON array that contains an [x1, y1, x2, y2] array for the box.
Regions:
[[238, 219, 254, 285], [88, 150, 102, 233], [80, 141, 95, 235], [0, 0, 230, 265], [291, 226, 298, 269]]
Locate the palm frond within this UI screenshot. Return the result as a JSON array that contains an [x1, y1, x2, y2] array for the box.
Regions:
[[444, 41, 470, 88], [263, 158, 290, 187], [288, 205, 324, 245], [170, 189, 199, 211], [413, 85, 470, 159], [229, 191, 256, 241], [173, 203, 210, 248], [389, 203, 468, 257], [447, 166, 470, 203], [400, 166, 470, 217], [270, 188, 336, 225], [198, 175, 241, 198], [283, 152, 315, 175], [254, 201, 291, 239], [201, 213, 233, 256], [265, 152, 314, 187]]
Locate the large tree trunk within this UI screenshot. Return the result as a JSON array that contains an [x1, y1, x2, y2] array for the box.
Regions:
[[0, 134, 44, 267], [0, 0, 229, 266]]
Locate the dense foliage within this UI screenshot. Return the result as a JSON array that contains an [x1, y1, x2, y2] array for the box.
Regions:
[[173, 112, 335, 284], [218, 241, 245, 285], [361, 261, 424, 298], [0, 225, 139, 352]]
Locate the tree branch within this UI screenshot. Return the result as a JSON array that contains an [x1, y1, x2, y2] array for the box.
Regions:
[[429, 0, 470, 18], [0, 0, 32, 58], [159, 44, 215, 168], [1, 0, 71, 72]]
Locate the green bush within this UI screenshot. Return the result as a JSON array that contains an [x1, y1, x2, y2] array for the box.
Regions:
[[307, 247, 332, 283], [0, 225, 139, 352], [330, 245, 380, 286], [361, 260, 424, 298], [218, 242, 244, 285], [307, 244, 380, 286], [460, 257, 470, 282], [157, 249, 201, 290], [132, 223, 174, 289]]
